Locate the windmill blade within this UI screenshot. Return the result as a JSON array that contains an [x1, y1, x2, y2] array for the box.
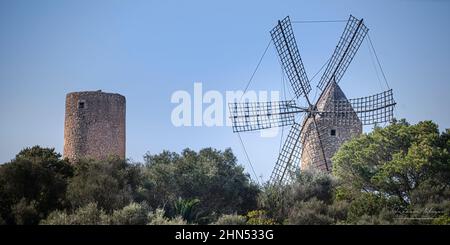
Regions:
[[317, 15, 369, 91], [350, 89, 396, 125], [271, 16, 311, 99], [270, 118, 330, 186], [229, 100, 298, 133], [269, 122, 303, 185], [319, 89, 396, 125]]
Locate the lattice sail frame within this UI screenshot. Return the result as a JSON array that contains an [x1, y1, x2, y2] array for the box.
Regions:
[[229, 100, 298, 133], [319, 89, 396, 125], [269, 119, 330, 185], [317, 15, 369, 91], [349, 89, 395, 125], [270, 16, 311, 99], [269, 122, 302, 185]]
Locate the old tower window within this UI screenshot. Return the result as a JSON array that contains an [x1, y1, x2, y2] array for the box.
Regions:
[[330, 129, 336, 136], [78, 101, 85, 109]]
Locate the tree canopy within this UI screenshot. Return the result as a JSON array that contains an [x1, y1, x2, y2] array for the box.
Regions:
[[0, 146, 259, 225], [332, 119, 450, 223], [0, 119, 449, 225], [140, 148, 259, 223], [0, 146, 73, 224]]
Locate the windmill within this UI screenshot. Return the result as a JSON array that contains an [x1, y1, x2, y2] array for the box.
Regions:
[[229, 15, 396, 185]]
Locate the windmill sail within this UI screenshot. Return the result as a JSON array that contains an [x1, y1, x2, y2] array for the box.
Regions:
[[319, 89, 396, 125], [270, 122, 303, 185], [349, 89, 396, 125], [230, 15, 396, 187], [271, 16, 311, 99], [229, 100, 297, 133], [317, 15, 369, 91]]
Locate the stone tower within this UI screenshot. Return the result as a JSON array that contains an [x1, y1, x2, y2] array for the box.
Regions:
[[63, 90, 126, 162], [300, 82, 362, 171]]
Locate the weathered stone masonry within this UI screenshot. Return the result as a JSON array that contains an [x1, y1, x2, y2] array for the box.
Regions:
[[63, 91, 126, 162], [300, 82, 362, 171]]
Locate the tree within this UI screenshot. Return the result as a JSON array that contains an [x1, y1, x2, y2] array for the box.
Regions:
[[66, 157, 140, 212], [0, 146, 73, 224], [333, 119, 450, 223], [140, 148, 259, 223], [258, 169, 338, 224]]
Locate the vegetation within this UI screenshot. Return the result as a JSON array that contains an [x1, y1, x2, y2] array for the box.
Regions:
[[0, 119, 449, 225], [258, 119, 450, 224]]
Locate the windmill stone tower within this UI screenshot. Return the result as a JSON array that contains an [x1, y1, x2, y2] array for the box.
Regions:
[[300, 81, 362, 171], [63, 90, 126, 162]]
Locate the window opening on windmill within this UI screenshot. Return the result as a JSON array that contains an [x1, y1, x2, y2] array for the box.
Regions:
[[330, 129, 336, 136], [78, 101, 85, 109]]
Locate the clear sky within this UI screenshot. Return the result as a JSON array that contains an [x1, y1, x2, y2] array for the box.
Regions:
[[1, 0, 449, 182]]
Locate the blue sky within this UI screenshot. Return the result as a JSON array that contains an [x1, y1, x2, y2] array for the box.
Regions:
[[1, 0, 449, 182]]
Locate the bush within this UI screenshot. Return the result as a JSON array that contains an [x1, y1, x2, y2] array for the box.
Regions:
[[258, 170, 338, 224], [41, 203, 106, 225], [40, 211, 71, 225], [107, 202, 151, 225], [286, 198, 334, 225], [173, 198, 201, 223], [66, 157, 137, 212], [246, 210, 276, 225], [257, 184, 292, 223], [352, 208, 396, 225], [147, 209, 187, 225], [290, 169, 337, 204], [11, 198, 39, 225], [213, 214, 247, 225], [327, 200, 350, 223]]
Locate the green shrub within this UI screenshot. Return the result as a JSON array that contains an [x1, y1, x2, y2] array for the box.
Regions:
[[286, 198, 333, 225], [246, 210, 276, 225], [147, 209, 187, 225], [41, 203, 106, 225], [213, 214, 247, 225], [107, 202, 151, 225], [66, 158, 135, 212]]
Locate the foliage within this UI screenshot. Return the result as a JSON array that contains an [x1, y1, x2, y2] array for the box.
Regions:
[[246, 210, 276, 225], [2, 120, 450, 225], [333, 119, 450, 223], [140, 148, 259, 223], [41, 202, 154, 225], [66, 157, 139, 212], [213, 214, 247, 225], [286, 198, 334, 225], [41, 203, 106, 225], [147, 209, 187, 225], [173, 198, 201, 224], [107, 202, 151, 225], [257, 120, 450, 225], [11, 198, 39, 225], [258, 169, 338, 224], [0, 146, 73, 224]]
